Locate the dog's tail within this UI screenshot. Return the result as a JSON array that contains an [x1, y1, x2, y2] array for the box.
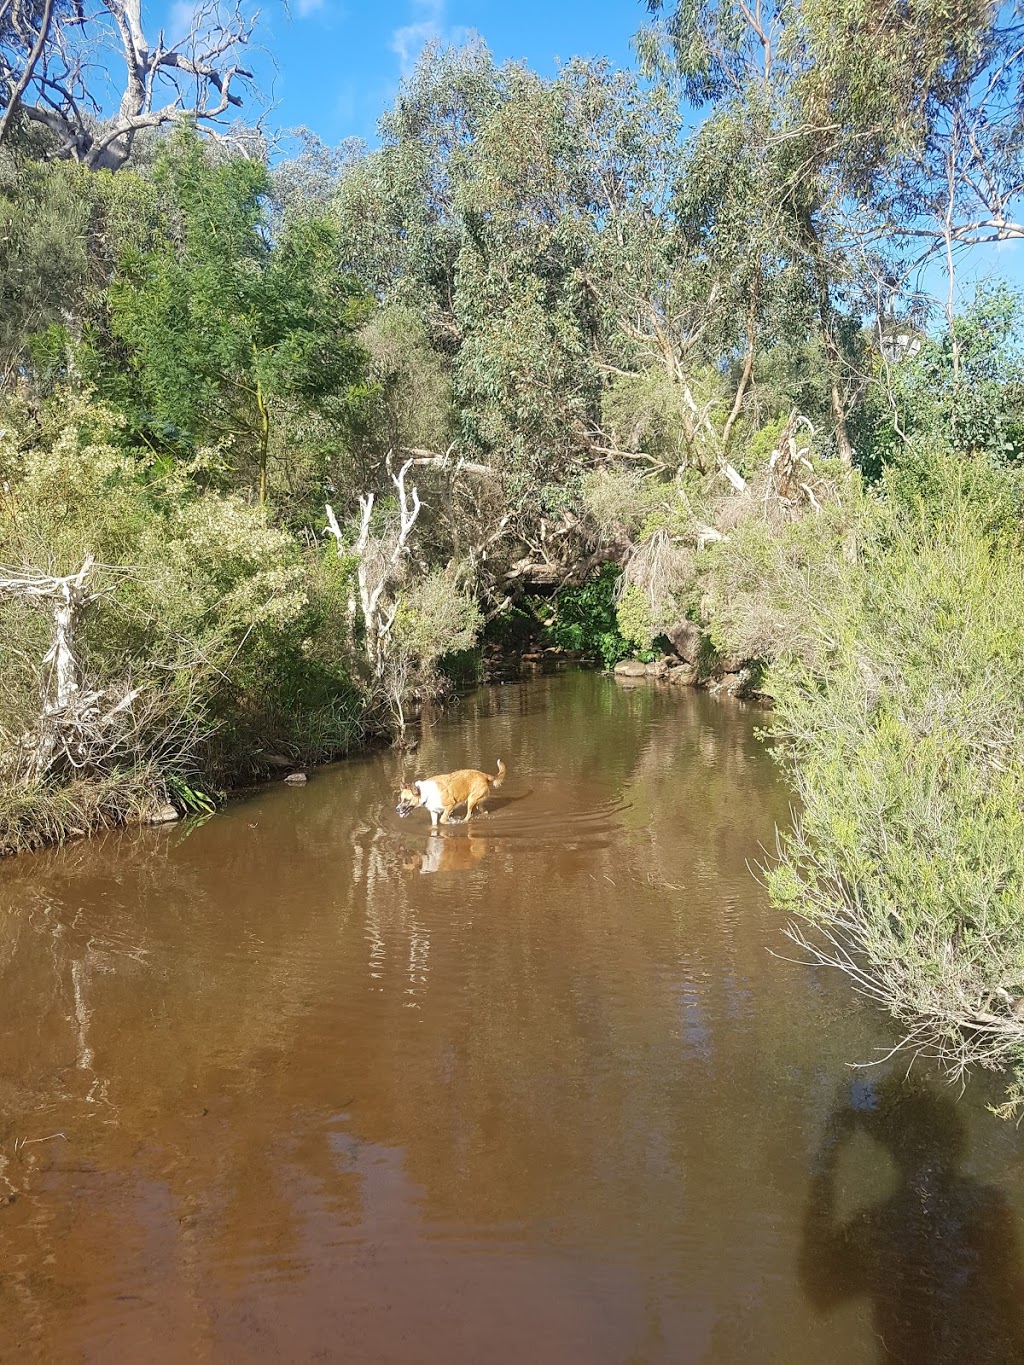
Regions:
[[489, 758, 506, 789]]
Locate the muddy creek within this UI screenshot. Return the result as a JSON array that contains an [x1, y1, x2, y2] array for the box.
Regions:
[[2, 673, 1023, 1364]]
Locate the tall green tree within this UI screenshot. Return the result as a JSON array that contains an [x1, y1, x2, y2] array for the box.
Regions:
[[106, 130, 371, 504]]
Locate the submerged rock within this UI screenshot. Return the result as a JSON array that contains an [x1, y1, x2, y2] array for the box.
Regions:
[[147, 803, 180, 824]]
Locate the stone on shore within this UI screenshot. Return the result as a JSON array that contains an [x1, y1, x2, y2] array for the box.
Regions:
[[667, 664, 697, 686], [664, 620, 702, 664]]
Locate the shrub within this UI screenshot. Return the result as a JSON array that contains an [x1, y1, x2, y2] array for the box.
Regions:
[[379, 569, 483, 734], [538, 565, 630, 668], [0, 393, 367, 849], [767, 471, 1024, 1114]]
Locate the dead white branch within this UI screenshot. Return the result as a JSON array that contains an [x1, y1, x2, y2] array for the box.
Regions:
[[325, 455, 423, 685], [399, 445, 496, 479], [1, 0, 260, 169]]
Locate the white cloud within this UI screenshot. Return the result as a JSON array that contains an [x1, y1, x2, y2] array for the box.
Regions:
[[295, 0, 326, 14], [391, 0, 469, 79]]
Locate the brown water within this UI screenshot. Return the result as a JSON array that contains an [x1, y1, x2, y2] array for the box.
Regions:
[[2, 673, 1024, 1365]]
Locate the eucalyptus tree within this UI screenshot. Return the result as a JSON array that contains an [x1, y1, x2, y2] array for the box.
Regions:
[[639, 0, 1015, 465], [332, 45, 688, 574]]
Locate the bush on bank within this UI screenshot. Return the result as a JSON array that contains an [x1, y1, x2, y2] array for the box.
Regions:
[[0, 395, 368, 853], [766, 459, 1024, 1115], [586, 433, 1024, 1114]]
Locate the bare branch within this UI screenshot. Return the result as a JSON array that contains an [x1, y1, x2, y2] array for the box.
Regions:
[[2, 0, 260, 169], [0, 0, 54, 146]]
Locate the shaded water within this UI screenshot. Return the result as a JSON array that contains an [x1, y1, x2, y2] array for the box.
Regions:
[[2, 673, 1024, 1364]]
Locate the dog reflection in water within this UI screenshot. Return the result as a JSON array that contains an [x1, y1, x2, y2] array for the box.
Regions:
[[396, 759, 505, 829], [405, 830, 490, 875]]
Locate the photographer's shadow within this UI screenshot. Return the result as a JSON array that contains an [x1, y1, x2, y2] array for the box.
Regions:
[[800, 1076, 1024, 1363]]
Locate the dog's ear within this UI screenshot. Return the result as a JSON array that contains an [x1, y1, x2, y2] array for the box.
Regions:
[[413, 780, 422, 793]]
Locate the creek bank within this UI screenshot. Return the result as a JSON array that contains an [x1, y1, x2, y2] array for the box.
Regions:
[[614, 620, 768, 704], [482, 641, 589, 684]]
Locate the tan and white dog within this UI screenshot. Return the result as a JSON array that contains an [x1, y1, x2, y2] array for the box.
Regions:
[[396, 759, 506, 829]]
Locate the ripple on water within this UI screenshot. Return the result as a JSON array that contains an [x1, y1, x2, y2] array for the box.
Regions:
[[1, 673, 1022, 1365]]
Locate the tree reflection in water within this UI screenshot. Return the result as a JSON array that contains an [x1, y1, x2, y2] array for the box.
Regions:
[[800, 1074, 1024, 1364]]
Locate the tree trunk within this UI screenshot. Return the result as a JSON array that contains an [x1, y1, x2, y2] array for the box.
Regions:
[[804, 216, 855, 466], [256, 381, 270, 506], [722, 279, 759, 449]]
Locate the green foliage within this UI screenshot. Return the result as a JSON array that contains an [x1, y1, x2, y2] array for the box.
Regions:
[[101, 128, 371, 500], [393, 570, 483, 674], [583, 466, 684, 541], [876, 284, 1024, 477], [615, 581, 657, 654], [767, 464, 1024, 1112], [601, 367, 735, 469], [333, 46, 683, 513], [0, 152, 159, 385], [166, 778, 218, 815], [697, 482, 865, 666], [0, 394, 366, 815], [538, 565, 630, 668], [356, 304, 454, 456]]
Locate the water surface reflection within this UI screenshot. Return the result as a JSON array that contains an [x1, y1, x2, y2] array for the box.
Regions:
[[0, 674, 1022, 1363]]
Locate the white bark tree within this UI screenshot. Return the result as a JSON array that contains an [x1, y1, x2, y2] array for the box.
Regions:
[[0, 0, 260, 167], [325, 457, 422, 685]]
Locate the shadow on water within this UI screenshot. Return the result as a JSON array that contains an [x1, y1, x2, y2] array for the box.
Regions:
[[800, 1073, 1024, 1364], [473, 788, 534, 814]]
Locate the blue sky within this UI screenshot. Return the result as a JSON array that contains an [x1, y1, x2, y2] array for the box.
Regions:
[[241, 0, 643, 147]]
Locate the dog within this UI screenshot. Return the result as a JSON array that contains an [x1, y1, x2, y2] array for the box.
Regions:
[[396, 759, 506, 829]]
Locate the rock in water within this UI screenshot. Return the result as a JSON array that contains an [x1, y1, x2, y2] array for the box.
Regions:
[[668, 664, 697, 686], [147, 803, 180, 824], [613, 659, 648, 678]]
